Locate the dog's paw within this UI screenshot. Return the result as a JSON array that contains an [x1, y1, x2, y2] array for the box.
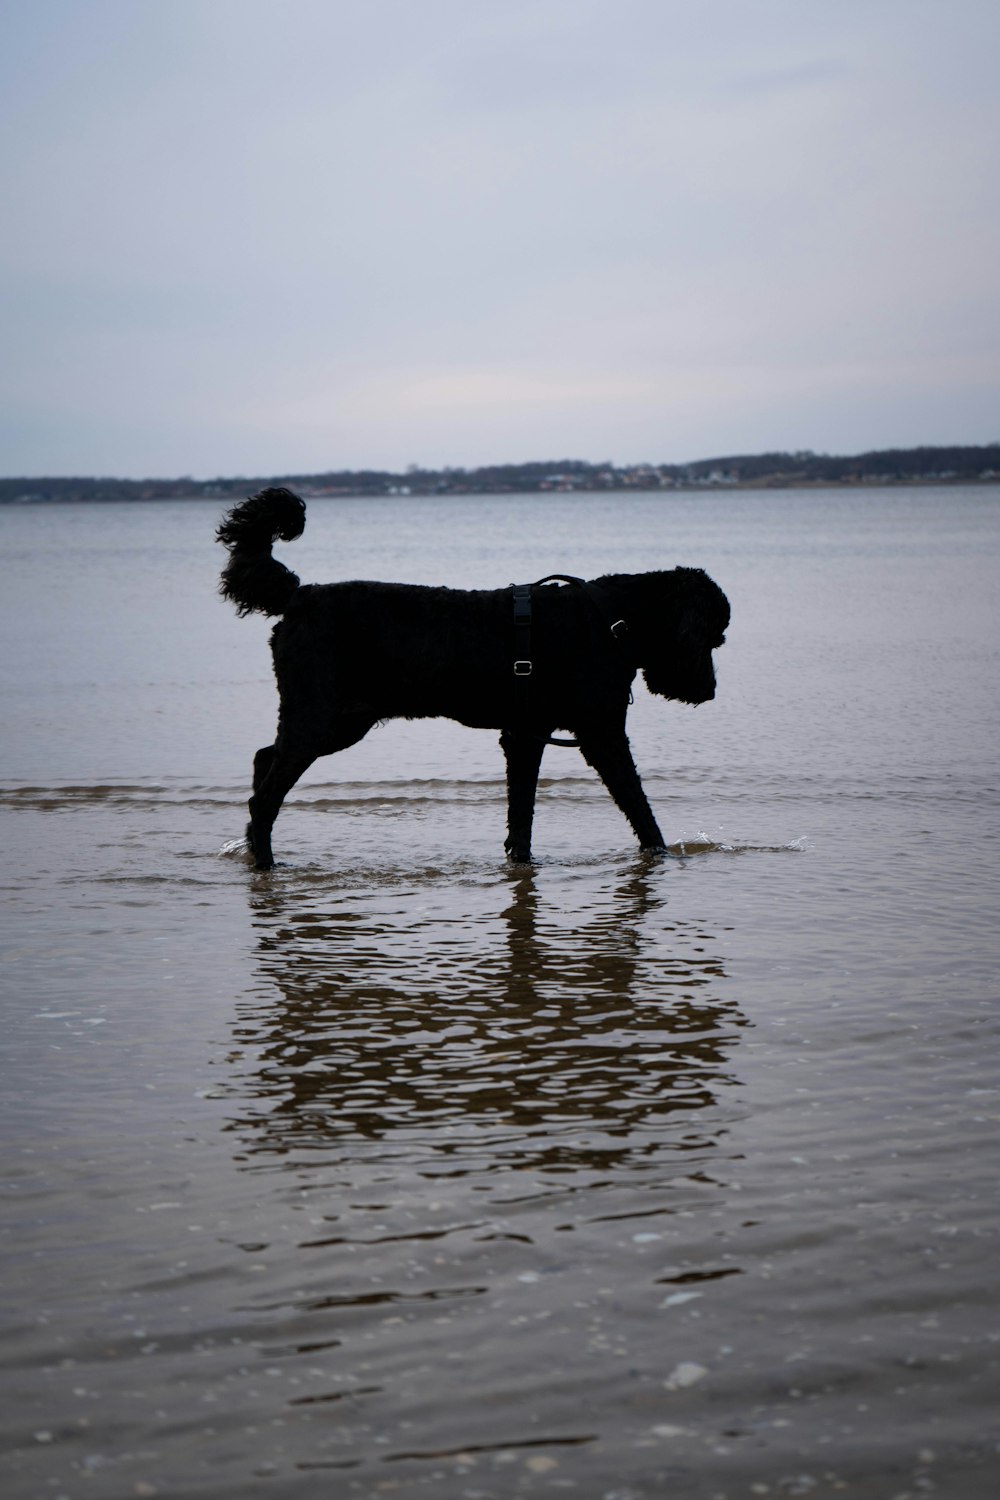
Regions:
[[504, 843, 533, 865]]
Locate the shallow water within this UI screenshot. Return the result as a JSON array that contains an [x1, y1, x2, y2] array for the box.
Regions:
[[1, 487, 999, 1498]]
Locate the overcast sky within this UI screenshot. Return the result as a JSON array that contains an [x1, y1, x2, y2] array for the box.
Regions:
[[2, 0, 998, 478]]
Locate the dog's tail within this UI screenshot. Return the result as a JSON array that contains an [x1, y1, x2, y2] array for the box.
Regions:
[[216, 487, 307, 616]]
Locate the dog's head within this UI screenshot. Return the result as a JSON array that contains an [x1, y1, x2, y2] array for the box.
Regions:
[[637, 568, 730, 704]]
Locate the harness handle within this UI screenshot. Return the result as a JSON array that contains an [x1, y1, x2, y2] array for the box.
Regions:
[[533, 574, 630, 643]]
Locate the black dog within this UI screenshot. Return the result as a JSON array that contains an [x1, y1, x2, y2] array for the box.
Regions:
[[217, 488, 729, 869]]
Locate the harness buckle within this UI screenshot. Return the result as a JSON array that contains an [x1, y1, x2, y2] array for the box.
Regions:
[[513, 660, 533, 677], [610, 619, 628, 639]]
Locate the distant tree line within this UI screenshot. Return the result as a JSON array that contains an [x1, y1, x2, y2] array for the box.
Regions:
[[2, 444, 998, 503]]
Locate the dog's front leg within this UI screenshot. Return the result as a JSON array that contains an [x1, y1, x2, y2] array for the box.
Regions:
[[577, 729, 666, 853], [500, 728, 545, 863]]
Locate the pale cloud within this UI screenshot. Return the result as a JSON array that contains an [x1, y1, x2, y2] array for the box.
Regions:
[[1, 0, 998, 475]]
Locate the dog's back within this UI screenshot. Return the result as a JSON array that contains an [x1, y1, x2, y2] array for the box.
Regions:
[[271, 578, 623, 732]]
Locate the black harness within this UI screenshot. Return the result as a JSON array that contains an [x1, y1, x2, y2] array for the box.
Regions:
[[510, 574, 631, 746]]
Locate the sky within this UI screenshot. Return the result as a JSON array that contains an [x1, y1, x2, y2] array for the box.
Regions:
[[1, 0, 998, 478]]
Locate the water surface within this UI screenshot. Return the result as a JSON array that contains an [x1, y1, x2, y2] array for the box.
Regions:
[[1, 487, 999, 1498]]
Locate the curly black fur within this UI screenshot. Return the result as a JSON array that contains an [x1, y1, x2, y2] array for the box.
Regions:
[[217, 487, 306, 617], [217, 488, 730, 869]]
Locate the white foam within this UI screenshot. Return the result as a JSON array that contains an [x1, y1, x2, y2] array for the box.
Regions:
[[218, 836, 249, 857]]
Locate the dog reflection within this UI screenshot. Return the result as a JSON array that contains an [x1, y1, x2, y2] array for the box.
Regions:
[[225, 865, 744, 1170]]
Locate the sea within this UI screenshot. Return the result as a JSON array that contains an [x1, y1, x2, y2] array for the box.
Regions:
[[1, 484, 998, 1500]]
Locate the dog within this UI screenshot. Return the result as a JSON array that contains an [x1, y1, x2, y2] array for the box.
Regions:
[[217, 487, 730, 869]]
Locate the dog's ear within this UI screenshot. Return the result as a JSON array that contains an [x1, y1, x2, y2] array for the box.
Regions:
[[677, 568, 730, 647], [639, 569, 729, 703]]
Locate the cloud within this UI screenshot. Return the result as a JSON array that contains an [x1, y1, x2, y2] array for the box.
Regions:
[[1, 0, 998, 474]]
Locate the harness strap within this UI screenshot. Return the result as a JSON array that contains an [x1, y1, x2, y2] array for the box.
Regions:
[[512, 583, 533, 678], [508, 574, 632, 747]]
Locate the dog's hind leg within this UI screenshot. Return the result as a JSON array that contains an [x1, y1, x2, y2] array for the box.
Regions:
[[246, 744, 316, 870], [245, 744, 278, 859], [247, 716, 376, 869], [252, 744, 276, 793], [576, 729, 667, 853], [500, 728, 546, 863]]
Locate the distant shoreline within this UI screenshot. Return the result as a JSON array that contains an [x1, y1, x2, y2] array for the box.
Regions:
[[3, 477, 1000, 506], [2, 444, 998, 504]]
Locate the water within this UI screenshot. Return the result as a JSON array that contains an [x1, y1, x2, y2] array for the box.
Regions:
[[1, 486, 998, 1499]]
